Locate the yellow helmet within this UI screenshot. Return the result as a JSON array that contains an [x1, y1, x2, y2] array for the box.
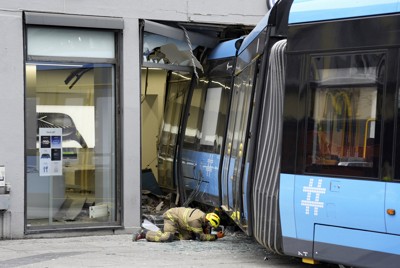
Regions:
[[206, 213, 220, 228]]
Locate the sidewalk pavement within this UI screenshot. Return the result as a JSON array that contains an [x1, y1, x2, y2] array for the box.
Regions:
[[0, 232, 334, 268]]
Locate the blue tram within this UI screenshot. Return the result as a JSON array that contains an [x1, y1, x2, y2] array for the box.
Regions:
[[173, 0, 400, 267], [281, 0, 400, 267]]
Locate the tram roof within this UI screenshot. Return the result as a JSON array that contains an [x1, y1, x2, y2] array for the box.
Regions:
[[237, 11, 270, 55], [289, 0, 400, 24], [208, 37, 242, 60]]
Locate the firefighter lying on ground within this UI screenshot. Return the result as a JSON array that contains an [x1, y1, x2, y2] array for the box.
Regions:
[[133, 207, 225, 242]]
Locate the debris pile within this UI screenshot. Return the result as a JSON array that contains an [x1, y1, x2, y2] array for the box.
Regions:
[[141, 190, 174, 229]]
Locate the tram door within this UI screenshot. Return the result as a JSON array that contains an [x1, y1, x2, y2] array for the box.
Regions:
[[221, 63, 257, 233]]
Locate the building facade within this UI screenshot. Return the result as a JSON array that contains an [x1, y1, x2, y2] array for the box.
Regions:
[[0, 0, 267, 239]]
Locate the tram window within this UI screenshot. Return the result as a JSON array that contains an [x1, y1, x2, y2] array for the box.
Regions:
[[183, 81, 207, 149], [183, 77, 231, 154], [198, 81, 231, 153], [199, 87, 224, 148], [305, 53, 385, 178]]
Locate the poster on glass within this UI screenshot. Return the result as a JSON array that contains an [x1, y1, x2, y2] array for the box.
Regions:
[[39, 128, 62, 176]]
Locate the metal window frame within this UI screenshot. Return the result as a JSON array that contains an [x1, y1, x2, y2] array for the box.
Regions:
[[143, 20, 217, 48], [25, 12, 123, 29]]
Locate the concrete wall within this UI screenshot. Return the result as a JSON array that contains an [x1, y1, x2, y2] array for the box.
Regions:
[[0, 1, 267, 238], [0, 1, 267, 25], [121, 17, 142, 236], [0, 9, 25, 239]]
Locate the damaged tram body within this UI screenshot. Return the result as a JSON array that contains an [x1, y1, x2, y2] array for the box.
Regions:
[[158, 0, 400, 267]]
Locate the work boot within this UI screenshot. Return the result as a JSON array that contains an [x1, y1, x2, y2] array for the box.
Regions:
[[132, 229, 146, 242]]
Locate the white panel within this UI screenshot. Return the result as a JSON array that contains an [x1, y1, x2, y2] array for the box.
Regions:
[[27, 27, 115, 58], [89, 204, 109, 218]]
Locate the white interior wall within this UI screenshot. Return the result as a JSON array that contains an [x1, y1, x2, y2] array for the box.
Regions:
[[141, 69, 167, 180]]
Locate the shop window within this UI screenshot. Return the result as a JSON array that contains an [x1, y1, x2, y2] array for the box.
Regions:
[[25, 26, 118, 229]]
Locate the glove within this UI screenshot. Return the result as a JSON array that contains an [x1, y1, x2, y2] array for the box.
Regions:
[[216, 231, 225, 239]]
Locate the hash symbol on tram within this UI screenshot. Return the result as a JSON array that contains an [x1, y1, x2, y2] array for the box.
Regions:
[[205, 155, 214, 177], [301, 178, 326, 216]]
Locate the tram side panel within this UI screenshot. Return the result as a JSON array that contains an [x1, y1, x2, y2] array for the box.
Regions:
[[280, 174, 400, 268]]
